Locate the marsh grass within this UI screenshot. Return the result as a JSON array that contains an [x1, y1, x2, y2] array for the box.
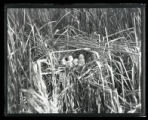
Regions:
[[7, 8, 141, 113]]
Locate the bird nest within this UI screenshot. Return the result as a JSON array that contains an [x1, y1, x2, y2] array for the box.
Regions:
[[36, 48, 103, 72], [51, 48, 100, 67], [35, 48, 103, 88]]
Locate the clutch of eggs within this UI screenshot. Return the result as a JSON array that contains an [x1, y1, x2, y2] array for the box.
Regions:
[[61, 54, 86, 67]]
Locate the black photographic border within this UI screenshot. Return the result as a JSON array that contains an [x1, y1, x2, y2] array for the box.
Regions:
[[3, 3, 146, 117]]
